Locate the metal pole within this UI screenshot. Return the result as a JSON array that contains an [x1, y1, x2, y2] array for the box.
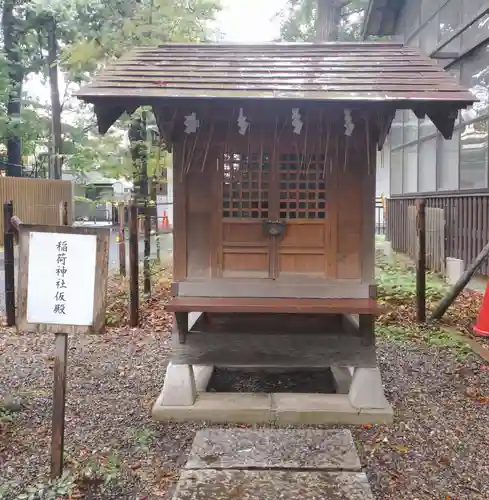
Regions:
[[4, 201, 15, 326]]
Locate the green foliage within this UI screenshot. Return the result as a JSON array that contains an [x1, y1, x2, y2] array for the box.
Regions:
[[128, 426, 156, 452], [0, 55, 47, 157], [377, 324, 473, 359], [278, 0, 369, 42], [79, 452, 121, 487], [0, 0, 220, 178], [60, 0, 222, 81], [376, 255, 449, 303], [375, 252, 473, 359], [14, 471, 76, 500], [7, 452, 121, 499]]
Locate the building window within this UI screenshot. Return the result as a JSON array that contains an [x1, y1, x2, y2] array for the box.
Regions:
[[461, 44, 489, 120], [404, 110, 419, 144], [438, 0, 462, 53], [404, 0, 421, 38], [403, 145, 418, 193], [460, 120, 489, 189], [462, 0, 489, 51], [437, 131, 460, 191], [418, 138, 437, 192], [419, 116, 437, 138], [420, 15, 440, 54], [391, 111, 404, 147], [462, 13, 489, 52], [378, 143, 390, 197], [421, 0, 442, 24], [391, 150, 403, 195]]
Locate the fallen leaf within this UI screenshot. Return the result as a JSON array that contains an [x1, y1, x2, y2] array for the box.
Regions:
[[396, 444, 409, 453], [465, 387, 479, 399]]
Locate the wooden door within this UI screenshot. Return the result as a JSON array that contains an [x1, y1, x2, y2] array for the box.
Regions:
[[274, 153, 329, 280], [220, 147, 330, 281], [221, 150, 273, 278]]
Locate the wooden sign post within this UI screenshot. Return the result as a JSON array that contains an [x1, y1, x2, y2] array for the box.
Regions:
[[16, 224, 110, 479]]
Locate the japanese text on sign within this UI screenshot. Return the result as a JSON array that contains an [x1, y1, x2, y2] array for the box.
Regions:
[[53, 240, 68, 315], [26, 232, 97, 326]]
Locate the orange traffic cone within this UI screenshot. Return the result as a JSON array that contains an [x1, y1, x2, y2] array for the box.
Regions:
[[161, 211, 169, 230], [474, 283, 489, 337]]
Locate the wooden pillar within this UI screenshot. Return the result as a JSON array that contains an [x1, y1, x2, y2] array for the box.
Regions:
[[416, 199, 426, 323], [118, 202, 126, 277], [129, 201, 139, 326], [58, 201, 68, 226]]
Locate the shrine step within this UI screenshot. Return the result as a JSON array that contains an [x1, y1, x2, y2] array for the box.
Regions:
[[166, 296, 385, 315], [171, 428, 374, 500]]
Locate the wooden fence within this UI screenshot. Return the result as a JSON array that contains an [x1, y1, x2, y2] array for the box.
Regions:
[[387, 194, 489, 276], [405, 205, 445, 274], [0, 177, 72, 245], [387, 198, 446, 274]]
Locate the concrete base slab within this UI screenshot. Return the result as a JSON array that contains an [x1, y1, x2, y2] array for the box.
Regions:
[[273, 393, 393, 425], [172, 469, 374, 499], [185, 428, 361, 471], [152, 392, 273, 424], [152, 391, 393, 425]]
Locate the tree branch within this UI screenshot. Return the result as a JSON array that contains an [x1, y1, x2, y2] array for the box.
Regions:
[[341, 8, 364, 18], [60, 83, 71, 113]]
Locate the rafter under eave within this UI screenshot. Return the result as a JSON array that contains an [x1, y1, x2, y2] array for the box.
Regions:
[[427, 109, 460, 140]]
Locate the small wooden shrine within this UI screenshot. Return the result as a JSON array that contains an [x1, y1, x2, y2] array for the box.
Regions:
[[77, 43, 474, 423]]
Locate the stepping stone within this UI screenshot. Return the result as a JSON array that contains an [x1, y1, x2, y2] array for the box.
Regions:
[[173, 470, 373, 499], [172, 428, 374, 499], [185, 428, 361, 471]]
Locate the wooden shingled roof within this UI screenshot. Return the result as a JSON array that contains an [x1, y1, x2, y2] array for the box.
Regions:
[[77, 42, 474, 103], [76, 42, 476, 138]]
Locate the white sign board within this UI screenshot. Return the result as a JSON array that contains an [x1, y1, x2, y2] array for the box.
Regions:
[[26, 232, 97, 326]]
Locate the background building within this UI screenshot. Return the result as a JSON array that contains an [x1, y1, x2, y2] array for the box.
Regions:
[[365, 0, 489, 275]]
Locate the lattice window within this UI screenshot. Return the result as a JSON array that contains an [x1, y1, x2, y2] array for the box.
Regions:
[[279, 154, 327, 219], [222, 152, 270, 218]]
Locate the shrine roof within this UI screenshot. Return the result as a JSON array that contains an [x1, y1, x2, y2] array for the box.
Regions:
[[76, 42, 475, 105]]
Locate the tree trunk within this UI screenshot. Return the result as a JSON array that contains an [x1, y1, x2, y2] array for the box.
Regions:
[[128, 115, 148, 201], [47, 16, 63, 180], [316, 0, 344, 41], [2, 1, 23, 177]]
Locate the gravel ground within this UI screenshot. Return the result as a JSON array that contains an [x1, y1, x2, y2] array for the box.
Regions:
[[208, 368, 336, 393], [1, 328, 489, 499]]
